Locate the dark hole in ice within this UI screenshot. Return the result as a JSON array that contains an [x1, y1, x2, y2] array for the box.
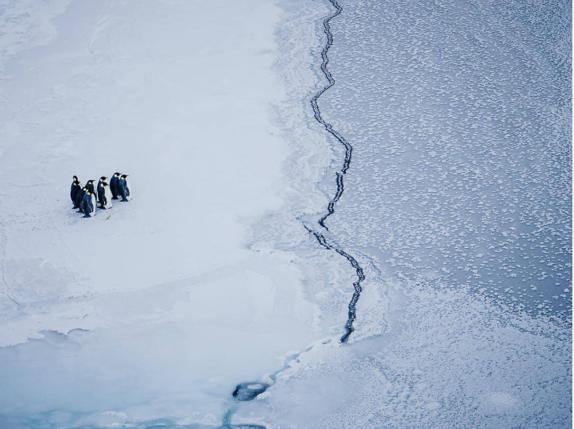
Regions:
[[232, 382, 270, 401]]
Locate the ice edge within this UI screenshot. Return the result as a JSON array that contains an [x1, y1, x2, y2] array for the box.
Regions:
[[221, 1, 367, 426]]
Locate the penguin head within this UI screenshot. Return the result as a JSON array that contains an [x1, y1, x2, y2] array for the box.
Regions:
[[73, 175, 78, 182], [87, 180, 94, 184], [100, 176, 107, 181], [114, 172, 120, 177], [121, 174, 128, 179]]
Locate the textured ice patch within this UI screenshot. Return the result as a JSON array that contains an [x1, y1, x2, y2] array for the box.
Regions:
[[323, 0, 571, 315], [232, 284, 571, 428], [479, 392, 521, 416]]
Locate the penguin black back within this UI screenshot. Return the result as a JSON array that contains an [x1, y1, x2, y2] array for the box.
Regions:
[[70, 176, 82, 208], [118, 174, 130, 201], [110, 172, 121, 200]]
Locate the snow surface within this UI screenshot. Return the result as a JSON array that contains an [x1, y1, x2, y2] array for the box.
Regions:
[[0, 0, 344, 427]]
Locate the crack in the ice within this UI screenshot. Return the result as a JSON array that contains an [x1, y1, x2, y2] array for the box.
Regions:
[[308, 0, 366, 344], [219, 1, 363, 426], [304, 226, 365, 343], [312, 0, 350, 231]]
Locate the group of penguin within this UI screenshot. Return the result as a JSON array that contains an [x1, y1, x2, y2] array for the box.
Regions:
[[71, 173, 131, 218]]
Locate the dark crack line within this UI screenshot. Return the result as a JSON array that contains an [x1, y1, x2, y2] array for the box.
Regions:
[[311, 0, 350, 230], [307, 0, 365, 344], [304, 225, 365, 343], [220, 1, 363, 426]]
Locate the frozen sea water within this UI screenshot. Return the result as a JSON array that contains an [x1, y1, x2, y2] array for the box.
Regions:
[[322, 0, 571, 315], [232, 0, 571, 427]]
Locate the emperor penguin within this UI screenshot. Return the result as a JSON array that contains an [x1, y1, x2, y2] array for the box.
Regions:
[[110, 172, 121, 200], [81, 189, 97, 217], [97, 176, 107, 204], [75, 187, 87, 213], [70, 176, 82, 209], [119, 174, 131, 202], [98, 180, 113, 209], [86, 180, 97, 202], [97, 176, 107, 191]]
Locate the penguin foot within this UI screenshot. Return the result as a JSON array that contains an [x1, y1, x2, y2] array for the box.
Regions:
[[112, 197, 119, 200]]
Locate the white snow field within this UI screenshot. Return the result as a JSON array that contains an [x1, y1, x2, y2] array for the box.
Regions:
[[0, 0, 344, 427]]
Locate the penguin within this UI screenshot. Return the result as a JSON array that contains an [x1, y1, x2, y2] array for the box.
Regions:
[[97, 176, 107, 190], [110, 172, 121, 200], [97, 176, 107, 206], [70, 176, 82, 209], [118, 174, 131, 202], [75, 187, 87, 213], [86, 180, 97, 202], [97, 180, 113, 209], [80, 189, 97, 217]]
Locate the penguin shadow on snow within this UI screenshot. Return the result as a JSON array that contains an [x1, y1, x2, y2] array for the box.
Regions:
[[70, 173, 131, 220]]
